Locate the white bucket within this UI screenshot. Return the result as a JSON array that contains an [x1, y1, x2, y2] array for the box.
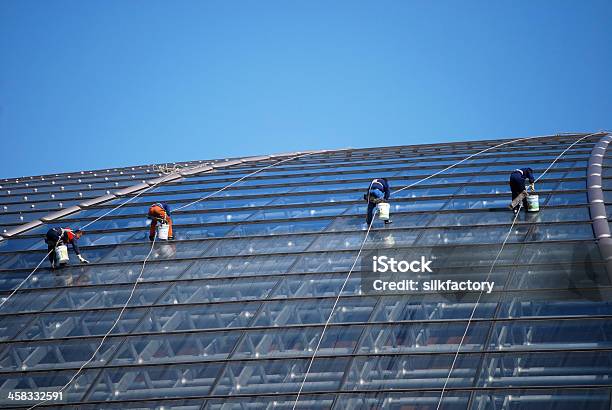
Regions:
[[377, 202, 390, 221], [527, 194, 539, 212], [55, 245, 69, 264], [157, 223, 170, 240]]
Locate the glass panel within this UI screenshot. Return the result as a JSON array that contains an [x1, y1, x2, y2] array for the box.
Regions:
[[444, 197, 516, 210], [344, 354, 479, 390], [133, 303, 260, 333], [370, 295, 496, 322], [334, 391, 470, 410], [0, 338, 120, 372], [254, 298, 375, 327], [290, 251, 359, 273], [490, 319, 612, 349], [180, 255, 297, 279], [508, 263, 611, 289], [545, 192, 587, 205], [359, 323, 489, 353], [0, 289, 57, 314], [0, 369, 97, 403], [271, 273, 362, 298], [206, 395, 336, 410], [227, 219, 331, 237], [212, 357, 348, 395], [232, 326, 363, 359], [15, 308, 146, 341], [111, 332, 240, 365], [160, 277, 279, 304], [86, 363, 223, 401], [204, 235, 314, 257], [46, 283, 168, 311], [478, 351, 612, 387], [471, 389, 610, 410]]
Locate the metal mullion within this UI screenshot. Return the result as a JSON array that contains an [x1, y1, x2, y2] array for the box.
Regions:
[[70, 162, 588, 201], [1, 196, 590, 235], [3, 279, 612, 320], [206, 299, 266, 396], [466, 287, 507, 409], [0, 384, 607, 410], [3, 342, 612, 375], [331, 296, 384, 408], [1, 240, 598, 281], [5, 260, 607, 314], [171, 154, 585, 187], [8, 170, 583, 218], [49, 205, 602, 243], [4, 312, 612, 347], [0, 237, 599, 280]]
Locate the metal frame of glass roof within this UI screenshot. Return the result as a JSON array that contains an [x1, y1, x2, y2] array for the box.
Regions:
[[0, 133, 610, 409]]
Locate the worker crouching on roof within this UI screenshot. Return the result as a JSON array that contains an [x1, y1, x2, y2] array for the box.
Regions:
[[363, 177, 392, 225], [509, 167, 535, 214], [148, 202, 174, 241], [45, 227, 88, 269]]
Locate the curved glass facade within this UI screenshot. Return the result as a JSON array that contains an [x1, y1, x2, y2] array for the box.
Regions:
[[0, 134, 611, 409]]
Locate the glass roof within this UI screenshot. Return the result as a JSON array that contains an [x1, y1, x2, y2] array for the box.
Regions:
[[0, 134, 610, 408]]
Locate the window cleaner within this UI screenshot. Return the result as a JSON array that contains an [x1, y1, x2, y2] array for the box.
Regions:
[[147, 202, 174, 241], [508, 167, 535, 214], [44, 227, 89, 269], [363, 178, 392, 225]]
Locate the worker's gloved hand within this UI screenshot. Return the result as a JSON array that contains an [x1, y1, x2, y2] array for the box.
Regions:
[[530, 183, 535, 191], [77, 255, 90, 264], [149, 235, 155, 242]]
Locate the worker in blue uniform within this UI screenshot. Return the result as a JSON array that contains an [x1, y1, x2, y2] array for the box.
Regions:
[[509, 167, 535, 214], [363, 177, 392, 225]]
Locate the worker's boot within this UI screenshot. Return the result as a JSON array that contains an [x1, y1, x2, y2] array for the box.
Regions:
[[384, 220, 393, 225]]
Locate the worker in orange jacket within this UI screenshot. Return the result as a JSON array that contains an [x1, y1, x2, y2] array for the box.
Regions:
[[148, 202, 174, 241]]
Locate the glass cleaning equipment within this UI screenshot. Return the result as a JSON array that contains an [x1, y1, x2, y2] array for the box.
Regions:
[[55, 244, 69, 264], [377, 202, 390, 221], [156, 221, 170, 240], [526, 186, 539, 212]]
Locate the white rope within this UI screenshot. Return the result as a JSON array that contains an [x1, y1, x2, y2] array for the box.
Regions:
[[293, 132, 601, 408], [0, 173, 179, 313], [24, 152, 315, 408], [10, 132, 600, 406], [27, 233, 158, 410], [533, 132, 600, 183], [392, 133, 600, 195], [78, 173, 179, 231], [435, 206, 520, 410], [172, 153, 314, 212], [0, 249, 52, 310], [0, 154, 308, 313], [292, 208, 378, 410], [434, 132, 598, 409]]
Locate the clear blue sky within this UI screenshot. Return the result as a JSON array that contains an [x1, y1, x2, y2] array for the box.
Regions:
[[1, 1, 611, 178]]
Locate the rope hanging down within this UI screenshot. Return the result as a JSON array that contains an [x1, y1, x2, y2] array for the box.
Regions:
[[293, 132, 600, 409], [26, 152, 315, 409], [434, 132, 599, 410]]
